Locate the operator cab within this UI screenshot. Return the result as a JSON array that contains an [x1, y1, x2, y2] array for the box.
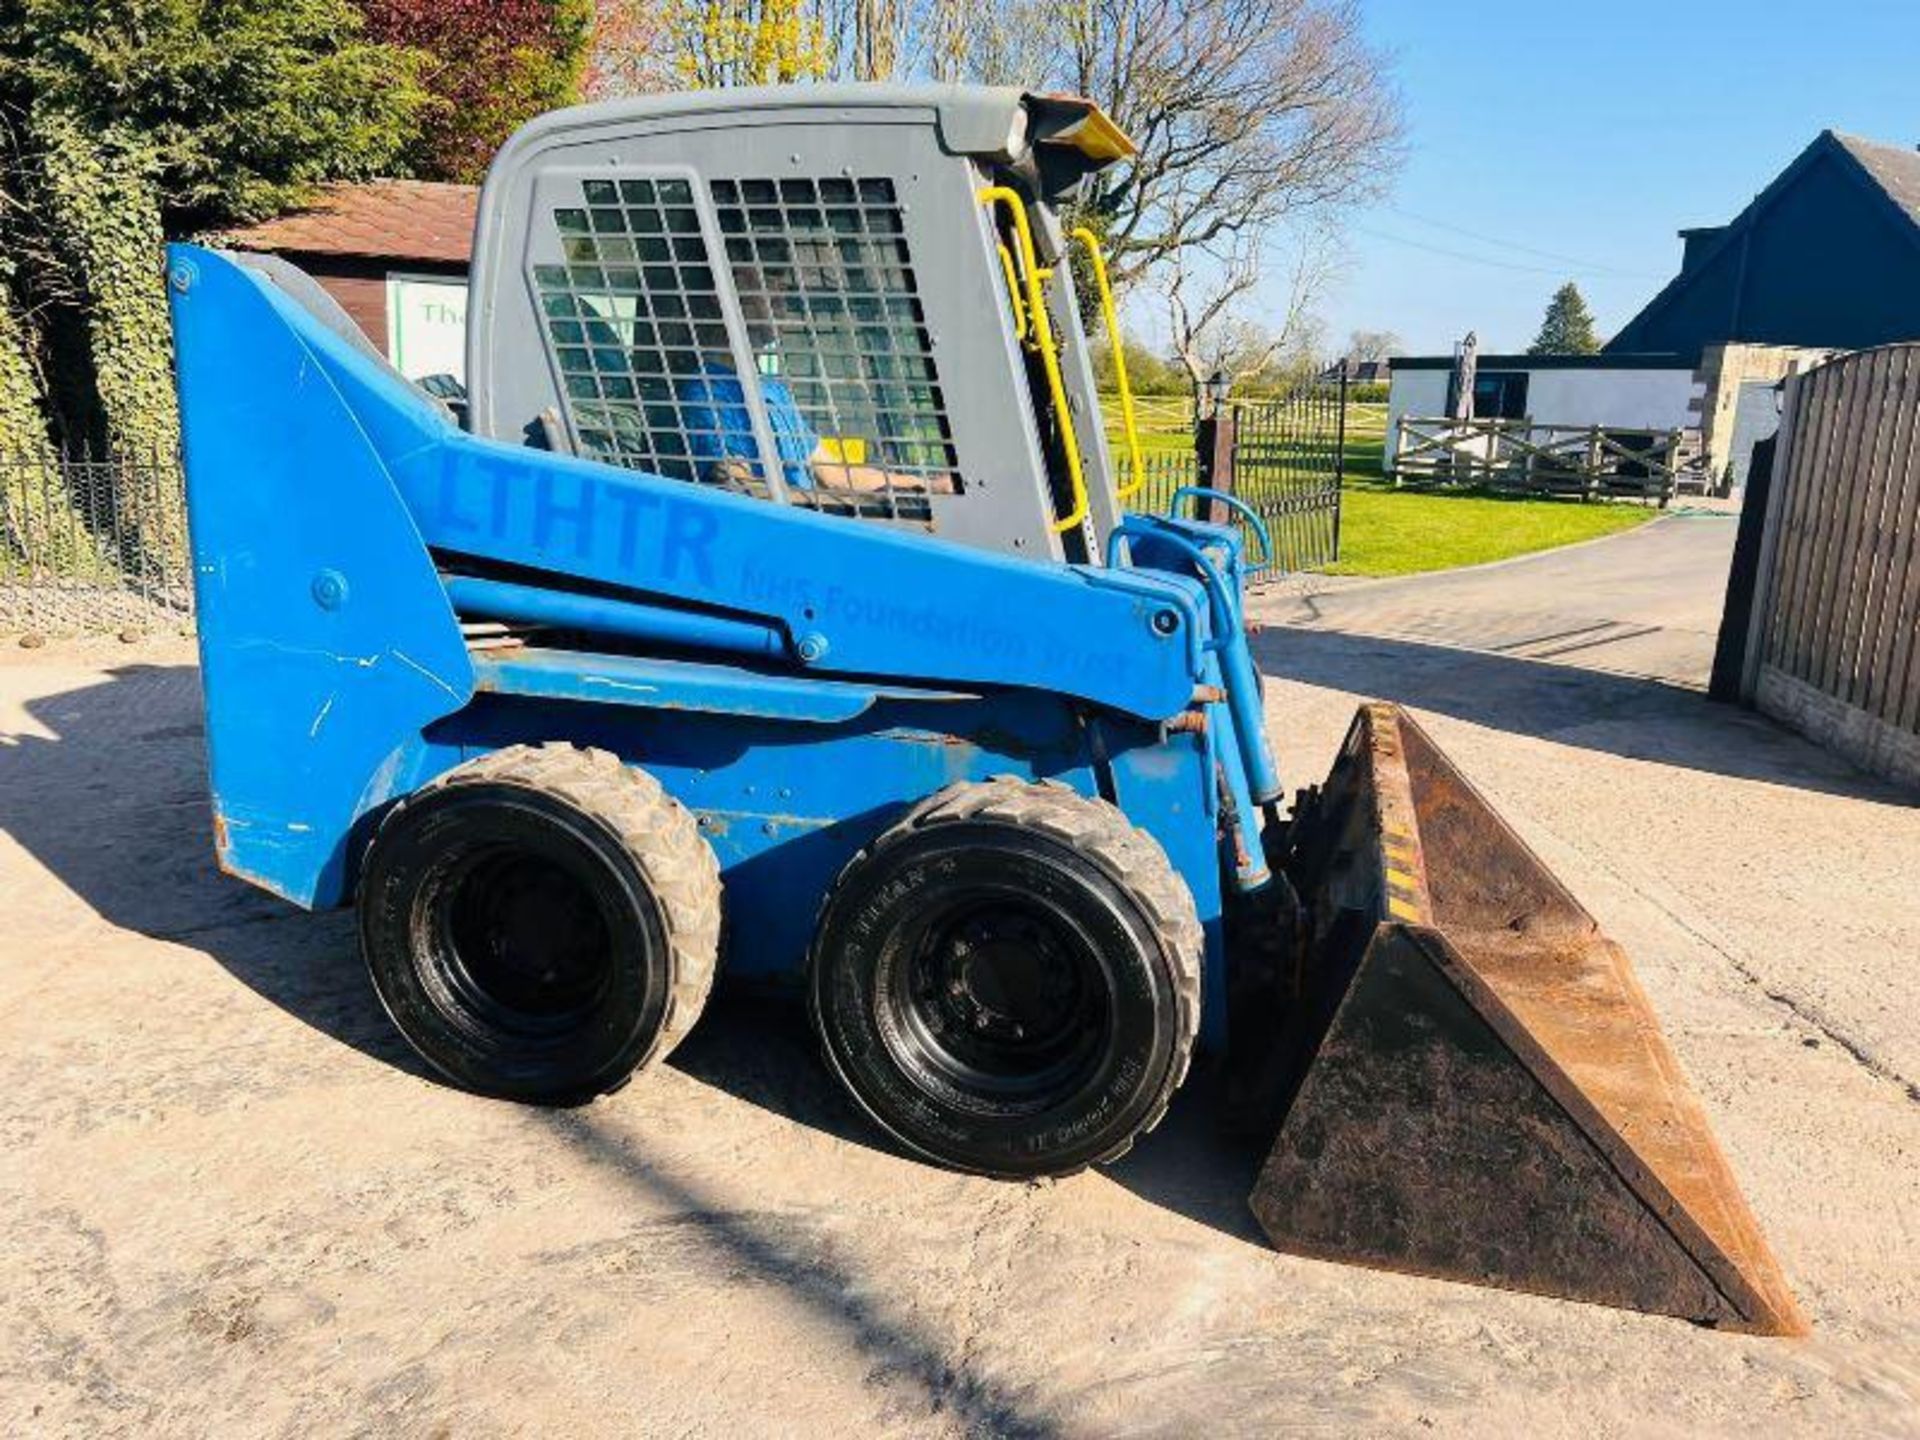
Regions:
[[466, 85, 1145, 564]]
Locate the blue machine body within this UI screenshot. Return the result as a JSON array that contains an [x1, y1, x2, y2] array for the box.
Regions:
[[167, 243, 1281, 1050]]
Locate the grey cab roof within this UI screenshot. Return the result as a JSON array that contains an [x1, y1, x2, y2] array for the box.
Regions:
[[489, 84, 1044, 170]]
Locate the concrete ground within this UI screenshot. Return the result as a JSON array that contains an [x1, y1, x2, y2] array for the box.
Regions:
[[5, 517, 1919, 1437], [1264, 509, 1741, 688]]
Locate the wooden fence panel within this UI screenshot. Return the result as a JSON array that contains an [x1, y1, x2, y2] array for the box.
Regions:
[[1762, 364, 1824, 676], [1878, 364, 1920, 729], [1845, 348, 1915, 710], [1810, 346, 1883, 695], [1743, 344, 1920, 787], [1388, 415, 1687, 502]]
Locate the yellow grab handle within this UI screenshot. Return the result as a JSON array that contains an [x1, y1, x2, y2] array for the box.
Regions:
[[979, 185, 1089, 536], [1071, 226, 1145, 500], [995, 242, 1030, 342]]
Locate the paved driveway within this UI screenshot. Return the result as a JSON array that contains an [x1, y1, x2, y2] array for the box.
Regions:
[[1261, 514, 1739, 688], [5, 524, 1919, 1438]]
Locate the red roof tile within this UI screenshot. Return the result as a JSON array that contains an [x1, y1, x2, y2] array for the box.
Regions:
[[219, 180, 478, 266]]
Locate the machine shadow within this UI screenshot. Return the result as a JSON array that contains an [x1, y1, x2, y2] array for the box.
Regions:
[[0, 661, 920, 1156], [0, 661, 433, 1079], [0, 659, 1351, 1269], [1101, 1063, 1274, 1248], [2, 671, 1065, 1435], [540, 1106, 1067, 1438], [1252, 623, 1915, 803]]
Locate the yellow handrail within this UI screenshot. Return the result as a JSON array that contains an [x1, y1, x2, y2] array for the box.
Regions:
[[978, 185, 1089, 536], [1071, 226, 1144, 500], [994, 242, 1030, 343]]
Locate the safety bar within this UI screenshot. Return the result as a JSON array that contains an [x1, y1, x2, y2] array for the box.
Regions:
[[1167, 486, 1274, 574], [994, 243, 1030, 343], [1071, 227, 1145, 500], [978, 186, 1090, 536]]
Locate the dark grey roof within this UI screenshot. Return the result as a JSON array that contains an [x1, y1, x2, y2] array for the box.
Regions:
[[1831, 132, 1920, 228], [1607, 129, 1920, 355]]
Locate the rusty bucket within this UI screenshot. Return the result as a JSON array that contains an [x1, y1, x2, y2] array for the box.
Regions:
[[1251, 704, 1805, 1335]]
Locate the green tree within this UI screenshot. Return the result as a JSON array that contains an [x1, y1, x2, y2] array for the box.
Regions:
[[2, 0, 427, 228], [1528, 281, 1601, 356], [0, 242, 110, 572], [29, 115, 178, 463], [1092, 337, 1183, 396], [0, 0, 429, 589]]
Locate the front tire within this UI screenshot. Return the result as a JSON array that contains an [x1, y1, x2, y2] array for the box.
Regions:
[[808, 777, 1202, 1178], [359, 744, 720, 1104]]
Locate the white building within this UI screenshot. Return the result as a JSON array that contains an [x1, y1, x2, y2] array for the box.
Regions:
[[1384, 344, 1832, 490], [1384, 353, 1700, 469]]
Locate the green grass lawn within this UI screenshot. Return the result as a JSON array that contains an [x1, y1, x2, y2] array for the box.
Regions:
[[1326, 482, 1653, 576], [1324, 418, 1654, 577], [1104, 398, 1658, 578]]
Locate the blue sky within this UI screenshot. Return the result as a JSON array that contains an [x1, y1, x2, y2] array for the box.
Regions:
[[1304, 0, 1920, 356]]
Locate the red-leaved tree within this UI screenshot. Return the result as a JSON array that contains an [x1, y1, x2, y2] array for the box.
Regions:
[[357, 0, 593, 182]]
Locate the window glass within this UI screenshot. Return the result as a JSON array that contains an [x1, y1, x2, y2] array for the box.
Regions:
[[532, 179, 755, 483]]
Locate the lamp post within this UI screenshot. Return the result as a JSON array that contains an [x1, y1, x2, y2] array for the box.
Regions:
[[1205, 368, 1232, 418]]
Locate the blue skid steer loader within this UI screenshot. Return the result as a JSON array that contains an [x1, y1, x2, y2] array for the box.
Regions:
[[168, 86, 1803, 1334]]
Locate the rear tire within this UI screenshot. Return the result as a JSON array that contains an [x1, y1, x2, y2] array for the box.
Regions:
[[359, 744, 720, 1104], [808, 777, 1202, 1178]]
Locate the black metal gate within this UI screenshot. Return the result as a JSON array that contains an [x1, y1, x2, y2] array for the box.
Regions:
[[1226, 383, 1345, 576]]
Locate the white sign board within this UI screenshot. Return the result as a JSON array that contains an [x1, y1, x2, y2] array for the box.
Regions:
[[385, 273, 469, 382]]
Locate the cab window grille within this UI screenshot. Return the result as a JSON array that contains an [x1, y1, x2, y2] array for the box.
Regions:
[[532, 176, 758, 485], [711, 176, 960, 508], [531, 174, 956, 520]]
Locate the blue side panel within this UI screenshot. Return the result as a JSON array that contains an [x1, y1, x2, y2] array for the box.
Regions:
[[394, 440, 1202, 720], [167, 245, 475, 907], [471, 647, 975, 722]]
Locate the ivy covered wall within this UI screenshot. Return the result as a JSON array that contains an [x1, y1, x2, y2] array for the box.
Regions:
[[31, 114, 180, 463], [0, 0, 432, 593]]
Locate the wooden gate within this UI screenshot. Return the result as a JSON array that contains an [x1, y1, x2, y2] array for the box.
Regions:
[[1726, 345, 1920, 786]]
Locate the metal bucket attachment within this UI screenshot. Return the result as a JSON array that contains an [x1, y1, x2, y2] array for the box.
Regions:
[[1251, 703, 1805, 1335]]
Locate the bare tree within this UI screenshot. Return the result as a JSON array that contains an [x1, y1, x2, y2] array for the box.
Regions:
[[620, 0, 1397, 282], [584, 1, 677, 100], [1162, 221, 1337, 390], [809, 0, 1052, 83], [588, 0, 1399, 374], [1061, 0, 1401, 291], [1346, 328, 1402, 363]]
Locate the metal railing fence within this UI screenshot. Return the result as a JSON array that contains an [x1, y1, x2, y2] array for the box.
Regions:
[[0, 443, 191, 633], [1231, 385, 1346, 575]]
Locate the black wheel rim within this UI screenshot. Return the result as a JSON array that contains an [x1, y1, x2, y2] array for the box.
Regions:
[[426, 841, 616, 1038], [883, 890, 1113, 1111]]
